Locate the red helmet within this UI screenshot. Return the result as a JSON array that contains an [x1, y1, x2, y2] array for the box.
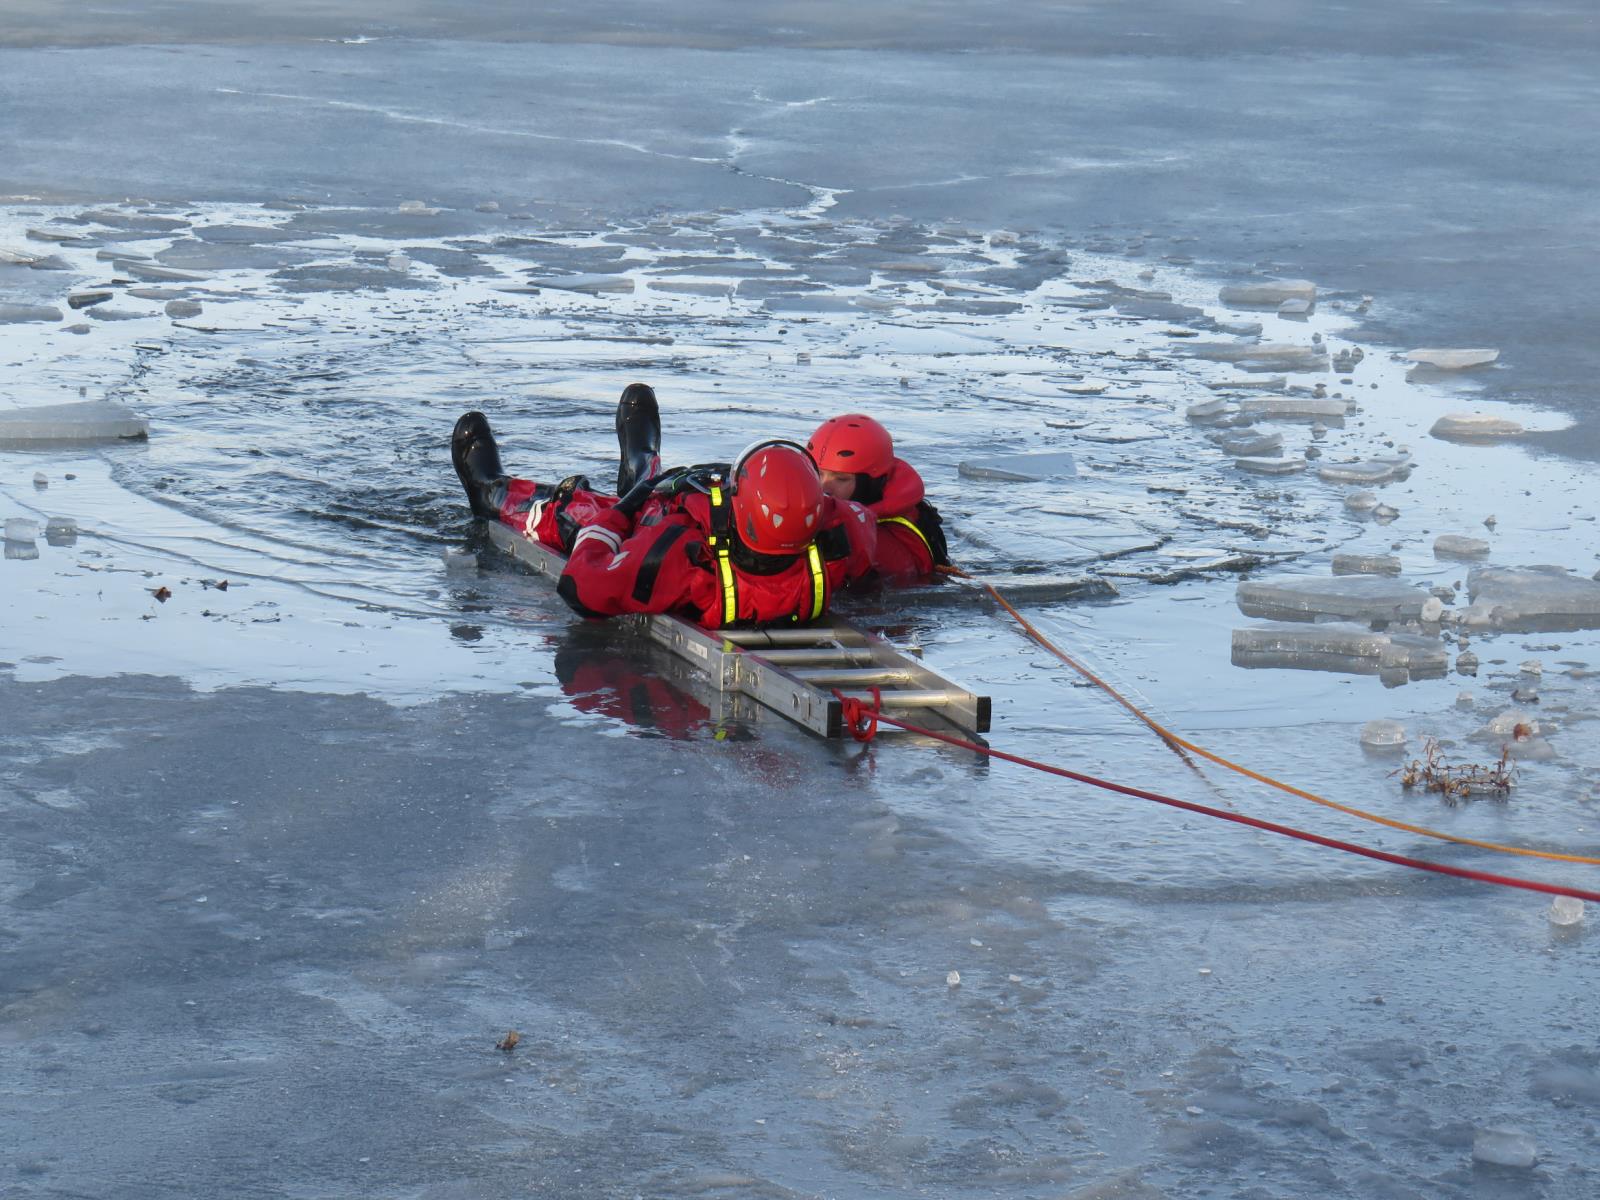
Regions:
[[729, 440, 825, 555], [807, 414, 894, 479]]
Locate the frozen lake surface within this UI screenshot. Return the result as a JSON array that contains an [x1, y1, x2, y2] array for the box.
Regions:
[[3, 4, 1600, 1197]]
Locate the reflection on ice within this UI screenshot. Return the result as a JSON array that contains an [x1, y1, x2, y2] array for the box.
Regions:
[[1232, 621, 1447, 682]]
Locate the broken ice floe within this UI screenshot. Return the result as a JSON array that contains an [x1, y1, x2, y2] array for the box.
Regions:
[[1184, 342, 1328, 373], [0, 303, 63, 323], [4, 518, 39, 542], [1218, 280, 1317, 308], [1236, 576, 1438, 623], [1404, 348, 1499, 370], [1213, 430, 1283, 457], [1332, 553, 1401, 576], [1238, 396, 1348, 421], [1548, 897, 1584, 926], [1430, 413, 1523, 441], [1342, 490, 1379, 512], [1232, 623, 1446, 680], [957, 452, 1077, 483], [0, 400, 150, 445], [1434, 534, 1490, 559], [1471, 1127, 1536, 1169], [1234, 456, 1304, 476], [1460, 566, 1600, 631], [1316, 457, 1410, 485], [1360, 719, 1407, 748]]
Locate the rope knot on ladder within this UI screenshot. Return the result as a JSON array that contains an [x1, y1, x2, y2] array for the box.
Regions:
[[836, 687, 882, 742]]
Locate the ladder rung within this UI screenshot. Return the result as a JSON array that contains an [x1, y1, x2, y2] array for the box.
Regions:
[[753, 648, 875, 666], [790, 667, 915, 686]]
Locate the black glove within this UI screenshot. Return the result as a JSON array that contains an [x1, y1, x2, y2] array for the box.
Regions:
[[613, 471, 665, 519], [551, 474, 590, 505]]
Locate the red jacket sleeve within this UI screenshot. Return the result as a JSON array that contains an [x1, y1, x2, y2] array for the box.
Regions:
[[869, 458, 926, 519], [556, 510, 720, 624]]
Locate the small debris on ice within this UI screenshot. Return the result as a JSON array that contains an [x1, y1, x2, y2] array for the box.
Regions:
[[1405, 348, 1499, 370]]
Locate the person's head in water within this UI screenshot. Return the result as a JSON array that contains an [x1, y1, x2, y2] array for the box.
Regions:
[[725, 439, 826, 572], [806, 414, 894, 506]]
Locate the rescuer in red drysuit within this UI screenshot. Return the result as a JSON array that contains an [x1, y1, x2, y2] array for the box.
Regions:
[[806, 413, 949, 586], [451, 385, 877, 629]]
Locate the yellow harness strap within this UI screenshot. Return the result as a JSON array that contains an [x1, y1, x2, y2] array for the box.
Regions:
[[804, 543, 826, 621], [878, 514, 932, 557], [707, 483, 738, 626]]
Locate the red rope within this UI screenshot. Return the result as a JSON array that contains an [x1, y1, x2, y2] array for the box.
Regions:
[[839, 686, 882, 742], [841, 694, 1600, 905]]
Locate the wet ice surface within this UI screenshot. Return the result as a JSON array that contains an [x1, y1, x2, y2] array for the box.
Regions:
[[5, 19, 1600, 1199], [5, 195, 1600, 1199]]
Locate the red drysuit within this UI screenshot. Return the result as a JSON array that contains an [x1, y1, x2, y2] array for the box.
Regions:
[[496, 476, 877, 629]]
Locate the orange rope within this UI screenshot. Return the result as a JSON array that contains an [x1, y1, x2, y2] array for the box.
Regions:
[[938, 564, 1600, 869]]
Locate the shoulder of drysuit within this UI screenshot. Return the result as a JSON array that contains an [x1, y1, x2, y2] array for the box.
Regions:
[[866, 457, 926, 518]]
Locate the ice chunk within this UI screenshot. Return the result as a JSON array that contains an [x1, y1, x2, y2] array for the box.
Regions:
[[1317, 459, 1411, 485], [4, 518, 39, 542], [113, 259, 206, 283], [1332, 553, 1401, 576], [1430, 413, 1523, 441], [1237, 576, 1436, 623], [0, 303, 63, 323], [1239, 396, 1348, 420], [1456, 651, 1479, 675], [1343, 490, 1379, 512], [1185, 398, 1235, 421], [164, 300, 203, 319], [1215, 430, 1283, 457], [1277, 298, 1313, 316], [1548, 897, 1584, 926], [1471, 1127, 1535, 1168], [0, 401, 150, 445], [45, 516, 78, 546], [1206, 375, 1286, 392], [958, 452, 1077, 483], [387, 254, 411, 272], [1234, 456, 1304, 475], [442, 548, 477, 573], [1219, 280, 1317, 307], [1360, 720, 1406, 748], [1185, 342, 1328, 373], [68, 290, 114, 309], [1476, 709, 1538, 741], [1435, 534, 1490, 559], [1462, 565, 1600, 631], [32, 472, 47, 488], [524, 274, 635, 295], [1405, 348, 1499, 370]]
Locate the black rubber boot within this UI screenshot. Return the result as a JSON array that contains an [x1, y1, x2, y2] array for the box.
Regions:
[[615, 382, 662, 496], [452, 411, 509, 519]]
